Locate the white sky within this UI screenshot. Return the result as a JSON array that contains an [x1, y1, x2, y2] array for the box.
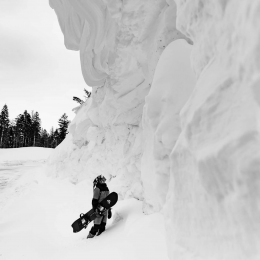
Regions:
[[0, 0, 89, 131]]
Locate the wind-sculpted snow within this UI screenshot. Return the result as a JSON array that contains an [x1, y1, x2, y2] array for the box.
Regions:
[[164, 0, 260, 259], [48, 0, 189, 201], [49, 0, 260, 259], [141, 39, 195, 213], [49, 0, 109, 86]]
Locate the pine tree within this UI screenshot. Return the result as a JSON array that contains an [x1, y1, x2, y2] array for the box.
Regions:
[[23, 110, 32, 147], [40, 128, 49, 147], [7, 120, 16, 148], [58, 113, 70, 144], [48, 127, 54, 148], [31, 111, 41, 146], [53, 129, 59, 147], [49, 127, 60, 148], [0, 104, 10, 148], [15, 114, 25, 147]]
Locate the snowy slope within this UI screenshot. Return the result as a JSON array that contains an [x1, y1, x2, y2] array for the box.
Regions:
[[48, 0, 260, 259], [0, 147, 53, 163], [0, 148, 168, 260]]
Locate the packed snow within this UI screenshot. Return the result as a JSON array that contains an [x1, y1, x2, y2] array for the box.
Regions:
[[0, 148, 168, 260], [44, 0, 260, 259]]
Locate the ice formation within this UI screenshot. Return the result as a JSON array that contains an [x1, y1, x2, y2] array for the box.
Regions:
[[49, 0, 260, 259]]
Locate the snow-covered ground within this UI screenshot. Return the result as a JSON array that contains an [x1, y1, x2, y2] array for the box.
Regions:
[[0, 148, 168, 260]]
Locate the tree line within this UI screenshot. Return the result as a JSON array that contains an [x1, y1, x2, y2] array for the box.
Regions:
[[0, 104, 70, 149]]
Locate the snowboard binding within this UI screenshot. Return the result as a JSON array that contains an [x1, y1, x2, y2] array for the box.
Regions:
[[96, 205, 106, 215], [79, 213, 90, 229]]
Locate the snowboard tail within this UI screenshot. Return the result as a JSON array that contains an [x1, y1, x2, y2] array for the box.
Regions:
[[71, 210, 96, 233], [71, 192, 118, 233]]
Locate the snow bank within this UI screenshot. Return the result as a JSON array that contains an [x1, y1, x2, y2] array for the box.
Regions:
[[48, 0, 190, 201], [164, 0, 260, 259], [49, 0, 260, 259]]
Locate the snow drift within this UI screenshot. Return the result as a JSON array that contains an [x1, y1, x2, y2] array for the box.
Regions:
[[49, 0, 260, 259]]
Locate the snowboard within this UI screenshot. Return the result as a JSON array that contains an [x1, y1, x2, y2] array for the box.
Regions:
[[71, 192, 118, 233]]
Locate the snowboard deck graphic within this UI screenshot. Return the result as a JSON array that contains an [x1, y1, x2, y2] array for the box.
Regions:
[[71, 192, 118, 233]]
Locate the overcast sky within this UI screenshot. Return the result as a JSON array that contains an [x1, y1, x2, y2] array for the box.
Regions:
[[0, 0, 89, 131]]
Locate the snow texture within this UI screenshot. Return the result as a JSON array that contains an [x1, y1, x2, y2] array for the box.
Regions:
[[163, 1, 260, 259], [48, 0, 190, 201], [49, 0, 260, 259], [0, 148, 168, 260]]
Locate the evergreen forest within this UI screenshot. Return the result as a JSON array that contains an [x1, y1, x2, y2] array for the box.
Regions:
[[0, 104, 70, 148]]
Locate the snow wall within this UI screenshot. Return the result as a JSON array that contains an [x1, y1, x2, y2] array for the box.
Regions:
[[48, 0, 260, 259]]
